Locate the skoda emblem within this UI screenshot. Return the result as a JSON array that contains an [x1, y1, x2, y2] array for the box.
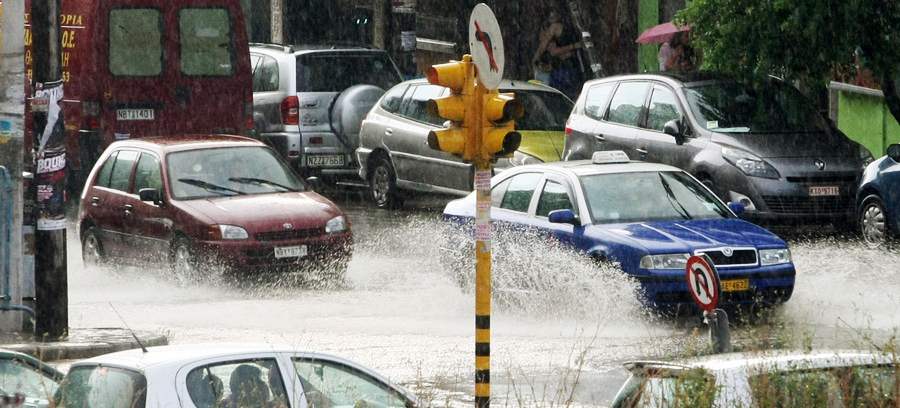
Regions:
[[815, 159, 826, 171], [722, 248, 733, 257], [283, 223, 293, 229]]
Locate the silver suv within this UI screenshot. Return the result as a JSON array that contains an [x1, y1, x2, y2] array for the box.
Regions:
[[249, 44, 403, 182]]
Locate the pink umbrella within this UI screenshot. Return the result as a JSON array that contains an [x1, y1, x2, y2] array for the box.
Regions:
[[636, 21, 690, 44]]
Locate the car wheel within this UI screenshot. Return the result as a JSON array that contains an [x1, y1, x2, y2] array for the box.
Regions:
[[81, 227, 106, 267], [170, 236, 198, 277], [859, 194, 891, 247], [369, 157, 401, 209]]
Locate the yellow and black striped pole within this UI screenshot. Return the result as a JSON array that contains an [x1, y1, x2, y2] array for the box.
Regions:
[[472, 80, 492, 408]]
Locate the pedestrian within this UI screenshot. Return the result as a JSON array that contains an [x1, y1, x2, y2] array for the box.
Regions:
[[531, 7, 582, 99], [664, 32, 701, 71], [658, 40, 675, 71]]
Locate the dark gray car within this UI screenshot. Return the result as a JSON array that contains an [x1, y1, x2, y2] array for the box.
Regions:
[[249, 44, 403, 183], [563, 71, 874, 227]]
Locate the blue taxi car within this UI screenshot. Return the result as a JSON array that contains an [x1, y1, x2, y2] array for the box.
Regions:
[[442, 151, 795, 311], [858, 143, 900, 247]]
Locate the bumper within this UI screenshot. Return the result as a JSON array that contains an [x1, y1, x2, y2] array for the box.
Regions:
[[719, 169, 857, 223], [632, 265, 796, 309], [259, 131, 302, 167], [194, 231, 353, 273]]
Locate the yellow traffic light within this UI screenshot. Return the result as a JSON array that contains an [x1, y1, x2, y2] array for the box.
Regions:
[[482, 90, 523, 158], [425, 58, 476, 160]]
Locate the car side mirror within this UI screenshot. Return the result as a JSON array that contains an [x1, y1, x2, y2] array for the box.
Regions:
[[548, 209, 579, 226], [663, 119, 685, 146], [727, 201, 745, 214], [138, 188, 163, 206], [887, 143, 900, 162]]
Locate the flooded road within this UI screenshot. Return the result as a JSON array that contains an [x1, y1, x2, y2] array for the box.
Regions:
[[64, 190, 900, 407]]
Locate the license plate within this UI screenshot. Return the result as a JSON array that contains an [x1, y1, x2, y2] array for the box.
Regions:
[[116, 109, 155, 121], [809, 186, 839, 196], [307, 155, 345, 167], [721, 279, 750, 292], [274, 245, 307, 259]]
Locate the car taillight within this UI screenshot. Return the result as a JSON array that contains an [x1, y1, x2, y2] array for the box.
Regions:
[[244, 94, 254, 130], [281, 96, 299, 125], [82, 100, 101, 130], [565, 125, 573, 136]]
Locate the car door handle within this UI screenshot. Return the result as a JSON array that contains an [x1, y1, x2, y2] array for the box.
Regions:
[[124, 204, 133, 214], [636, 148, 648, 156], [593, 134, 605, 141], [385, 127, 393, 136]]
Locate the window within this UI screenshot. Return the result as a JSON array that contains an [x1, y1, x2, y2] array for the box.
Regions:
[[108, 150, 139, 192], [293, 359, 407, 408], [132, 153, 162, 194], [179, 8, 236, 76], [536, 180, 573, 217], [512, 90, 572, 131], [399, 84, 445, 125], [607, 82, 649, 127], [94, 151, 119, 189], [252, 54, 280, 92], [379, 83, 408, 113], [584, 83, 615, 120], [496, 173, 542, 213], [0, 358, 58, 402], [646, 86, 680, 131], [55, 365, 147, 408], [109, 8, 163, 77], [186, 359, 282, 408], [296, 53, 399, 93]]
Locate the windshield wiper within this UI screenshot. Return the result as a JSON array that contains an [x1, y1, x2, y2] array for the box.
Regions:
[[228, 177, 298, 192], [178, 178, 246, 195], [658, 173, 692, 220]]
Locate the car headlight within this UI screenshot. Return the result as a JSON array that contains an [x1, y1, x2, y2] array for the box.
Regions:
[[722, 146, 780, 179], [212, 224, 248, 240], [326, 215, 348, 233], [859, 144, 874, 169], [759, 248, 791, 265], [639, 253, 690, 269], [509, 151, 544, 167]]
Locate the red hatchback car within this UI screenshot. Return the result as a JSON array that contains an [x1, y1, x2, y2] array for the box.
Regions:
[[77, 135, 353, 282]]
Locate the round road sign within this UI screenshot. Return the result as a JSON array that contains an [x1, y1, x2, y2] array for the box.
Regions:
[[469, 3, 504, 90], [685, 254, 721, 311]]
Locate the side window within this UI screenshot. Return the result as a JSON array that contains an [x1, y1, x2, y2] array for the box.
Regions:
[[251, 55, 279, 92], [179, 7, 236, 76], [109, 8, 163, 77], [108, 150, 139, 192], [293, 359, 407, 408], [536, 180, 574, 217], [94, 151, 119, 188], [645, 85, 680, 131], [584, 83, 615, 120], [132, 153, 162, 195], [491, 178, 511, 208], [399, 84, 445, 126], [56, 365, 147, 408], [187, 359, 282, 408], [497, 172, 542, 213], [379, 84, 408, 113], [607, 82, 650, 127]]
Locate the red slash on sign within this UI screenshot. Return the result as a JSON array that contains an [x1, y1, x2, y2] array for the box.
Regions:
[[686, 255, 721, 311], [473, 21, 499, 73]]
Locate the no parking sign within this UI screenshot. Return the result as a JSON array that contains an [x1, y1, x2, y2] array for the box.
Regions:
[[686, 254, 721, 311]]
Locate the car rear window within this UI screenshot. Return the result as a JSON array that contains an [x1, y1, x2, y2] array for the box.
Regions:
[[55, 365, 147, 408], [179, 7, 237, 77], [295, 53, 400, 92], [109, 8, 164, 77]]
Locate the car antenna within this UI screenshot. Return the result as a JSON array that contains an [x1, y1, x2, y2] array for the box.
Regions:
[[110, 302, 149, 353]]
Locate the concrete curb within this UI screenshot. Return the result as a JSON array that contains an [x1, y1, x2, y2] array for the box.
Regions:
[[1, 328, 168, 361]]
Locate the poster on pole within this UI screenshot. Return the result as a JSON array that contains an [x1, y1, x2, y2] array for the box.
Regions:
[[33, 81, 67, 231]]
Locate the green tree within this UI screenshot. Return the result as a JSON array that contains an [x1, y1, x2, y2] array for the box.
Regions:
[[678, 0, 900, 126]]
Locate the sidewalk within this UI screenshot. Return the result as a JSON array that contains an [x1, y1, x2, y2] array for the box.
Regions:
[[0, 328, 168, 361]]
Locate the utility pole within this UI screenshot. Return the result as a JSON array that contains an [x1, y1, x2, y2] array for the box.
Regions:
[[1, 0, 28, 333], [30, 0, 69, 340]]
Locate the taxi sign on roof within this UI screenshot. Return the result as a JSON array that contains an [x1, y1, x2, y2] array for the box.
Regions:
[[592, 151, 630, 164]]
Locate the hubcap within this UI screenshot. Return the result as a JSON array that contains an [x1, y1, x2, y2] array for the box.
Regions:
[[174, 245, 193, 273], [371, 166, 390, 204], [861, 204, 886, 246], [83, 235, 101, 263]]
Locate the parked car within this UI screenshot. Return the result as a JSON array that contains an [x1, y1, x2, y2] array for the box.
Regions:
[[563, 71, 874, 227], [249, 43, 403, 183], [441, 151, 795, 311], [53, 343, 419, 408], [0, 347, 64, 408], [857, 143, 900, 247], [610, 350, 897, 407], [357, 78, 573, 209], [77, 135, 353, 282]]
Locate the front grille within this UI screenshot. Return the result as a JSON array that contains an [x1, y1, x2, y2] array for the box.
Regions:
[[696, 248, 757, 267], [255, 228, 324, 242], [761, 195, 854, 215], [785, 174, 857, 183]]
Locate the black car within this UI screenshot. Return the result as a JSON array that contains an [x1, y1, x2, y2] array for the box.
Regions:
[[563, 71, 874, 227]]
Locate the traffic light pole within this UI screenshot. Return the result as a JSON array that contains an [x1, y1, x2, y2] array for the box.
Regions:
[[471, 80, 492, 408]]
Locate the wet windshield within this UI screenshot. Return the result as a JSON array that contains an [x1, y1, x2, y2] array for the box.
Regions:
[[580, 171, 731, 223], [510, 89, 573, 131], [168, 146, 305, 199], [684, 79, 827, 133]]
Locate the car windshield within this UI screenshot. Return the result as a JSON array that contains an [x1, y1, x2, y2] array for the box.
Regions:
[[167, 146, 306, 199], [296, 53, 400, 92], [684, 79, 827, 133], [506, 89, 573, 131], [580, 171, 731, 224], [54, 365, 147, 408]]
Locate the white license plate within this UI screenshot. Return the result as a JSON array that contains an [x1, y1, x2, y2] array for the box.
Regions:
[[307, 155, 345, 167], [274, 245, 307, 259], [809, 186, 839, 196], [116, 109, 155, 121]]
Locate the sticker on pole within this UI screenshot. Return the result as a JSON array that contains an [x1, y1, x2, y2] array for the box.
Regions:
[[685, 254, 721, 311], [468, 3, 504, 90]]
